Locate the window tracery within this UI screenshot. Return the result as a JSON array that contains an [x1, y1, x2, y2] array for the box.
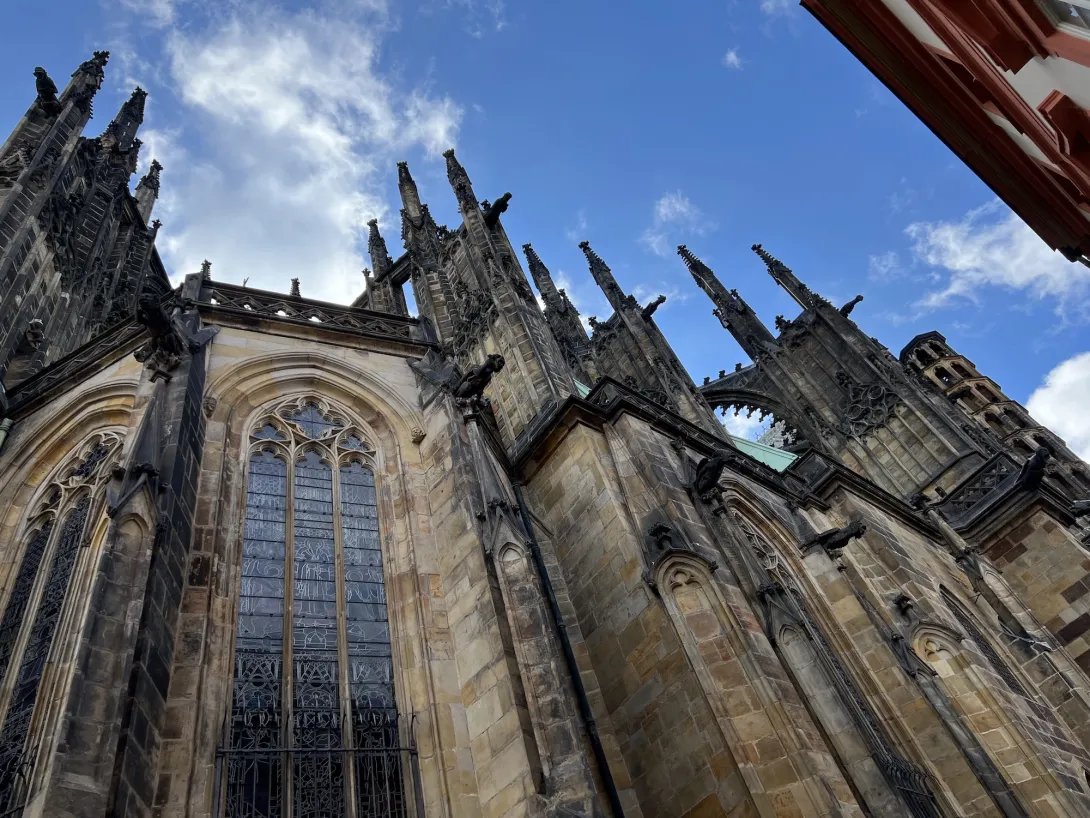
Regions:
[[225, 398, 403, 818], [0, 431, 121, 811]]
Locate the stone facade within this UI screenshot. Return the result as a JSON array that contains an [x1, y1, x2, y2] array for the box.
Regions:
[[0, 56, 1089, 818]]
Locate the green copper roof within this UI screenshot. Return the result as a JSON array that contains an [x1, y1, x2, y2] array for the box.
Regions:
[[574, 380, 592, 398], [729, 435, 798, 472]]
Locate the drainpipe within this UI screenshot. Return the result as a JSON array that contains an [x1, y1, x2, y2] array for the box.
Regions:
[[511, 481, 626, 818]]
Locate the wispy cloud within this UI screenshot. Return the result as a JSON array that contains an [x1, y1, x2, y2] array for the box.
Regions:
[[115, 1, 462, 303], [759, 0, 793, 16], [867, 250, 901, 281], [565, 209, 588, 243], [427, 0, 506, 37], [1026, 351, 1090, 460], [640, 191, 715, 257], [906, 200, 1090, 317], [722, 49, 743, 70]]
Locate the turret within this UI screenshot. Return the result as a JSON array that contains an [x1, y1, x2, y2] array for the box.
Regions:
[[367, 219, 392, 280], [579, 241, 635, 315], [753, 243, 821, 310], [523, 243, 596, 383], [397, 161, 422, 221], [678, 245, 779, 361], [101, 87, 147, 154], [134, 159, 161, 223]]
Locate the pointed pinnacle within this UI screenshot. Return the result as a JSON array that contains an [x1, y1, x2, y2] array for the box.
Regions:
[[578, 240, 605, 266], [677, 245, 713, 277], [752, 243, 789, 273], [290, 277, 301, 297], [522, 243, 544, 268]]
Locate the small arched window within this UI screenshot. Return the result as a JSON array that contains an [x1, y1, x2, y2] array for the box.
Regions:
[[952, 362, 971, 379], [225, 398, 402, 818], [934, 367, 953, 385], [0, 432, 121, 811], [915, 348, 935, 367]]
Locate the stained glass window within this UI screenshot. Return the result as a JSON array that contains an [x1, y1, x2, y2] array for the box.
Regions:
[[226, 400, 401, 818], [0, 433, 119, 811]]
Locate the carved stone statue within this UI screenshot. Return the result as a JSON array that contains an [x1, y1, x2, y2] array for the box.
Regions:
[[34, 67, 61, 115], [803, 519, 867, 555], [483, 192, 511, 228], [1015, 447, 1050, 492], [641, 294, 666, 319], [453, 353, 506, 403], [839, 294, 864, 317], [693, 449, 731, 497]]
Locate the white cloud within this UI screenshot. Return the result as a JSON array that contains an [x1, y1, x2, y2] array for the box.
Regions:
[[719, 410, 772, 440], [429, 0, 506, 37], [120, 2, 462, 303], [640, 191, 714, 258], [1026, 352, 1090, 460], [867, 250, 901, 281], [119, 0, 179, 28], [722, 49, 743, 70], [907, 200, 1090, 317]]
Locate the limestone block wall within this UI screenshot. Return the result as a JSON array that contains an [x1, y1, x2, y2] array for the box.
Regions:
[[818, 493, 1090, 816], [523, 416, 868, 818]]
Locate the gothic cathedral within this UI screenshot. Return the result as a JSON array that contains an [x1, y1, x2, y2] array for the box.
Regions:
[[1, 54, 1090, 818]]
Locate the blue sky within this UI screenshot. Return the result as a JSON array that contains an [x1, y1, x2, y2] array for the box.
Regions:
[[2, 0, 1089, 453]]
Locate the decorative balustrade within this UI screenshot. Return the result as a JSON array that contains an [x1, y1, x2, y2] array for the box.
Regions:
[[197, 280, 425, 343]]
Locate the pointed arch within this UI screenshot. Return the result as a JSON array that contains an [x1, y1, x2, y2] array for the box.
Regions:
[[0, 429, 124, 812]]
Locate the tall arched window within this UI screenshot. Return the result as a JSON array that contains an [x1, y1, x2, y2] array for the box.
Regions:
[[225, 398, 403, 818], [0, 431, 121, 812]]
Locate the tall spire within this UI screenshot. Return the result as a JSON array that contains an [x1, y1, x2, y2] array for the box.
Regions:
[[443, 148, 477, 211], [579, 241, 632, 314], [751, 243, 819, 310], [522, 243, 561, 308], [397, 161, 422, 220], [134, 159, 162, 223], [101, 86, 147, 152], [678, 245, 777, 360], [367, 219, 392, 279]]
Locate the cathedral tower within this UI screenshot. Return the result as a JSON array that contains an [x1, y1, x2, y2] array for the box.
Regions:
[[0, 58, 169, 393]]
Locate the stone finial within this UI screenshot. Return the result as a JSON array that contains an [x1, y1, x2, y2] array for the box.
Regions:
[[200, 260, 212, 279], [290, 278, 301, 297]]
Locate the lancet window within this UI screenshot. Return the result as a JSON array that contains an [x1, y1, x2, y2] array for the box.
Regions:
[[224, 397, 405, 818], [0, 431, 121, 812]]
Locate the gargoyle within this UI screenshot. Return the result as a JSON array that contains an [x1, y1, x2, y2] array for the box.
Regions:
[[803, 519, 867, 555], [483, 192, 511, 228], [1015, 447, 1050, 492], [693, 449, 731, 497], [33, 67, 61, 115], [132, 291, 217, 379], [453, 353, 506, 404], [839, 294, 864, 317], [641, 294, 666, 319]]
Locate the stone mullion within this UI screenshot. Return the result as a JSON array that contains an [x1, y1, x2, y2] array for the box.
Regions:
[[282, 445, 297, 818], [330, 452, 360, 818]]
